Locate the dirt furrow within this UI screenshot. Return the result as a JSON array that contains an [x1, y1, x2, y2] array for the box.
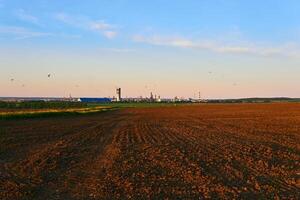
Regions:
[[1, 104, 300, 199]]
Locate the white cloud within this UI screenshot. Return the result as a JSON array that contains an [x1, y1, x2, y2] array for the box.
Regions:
[[102, 31, 117, 39], [0, 26, 53, 39], [54, 13, 118, 39], [100, 48, 135, 53], [14, 9, 40, 25], [90, 21, 113, 31], [54, 13, 79, 27], [0, 25, 81, 40], [133, 34, 300, 58]]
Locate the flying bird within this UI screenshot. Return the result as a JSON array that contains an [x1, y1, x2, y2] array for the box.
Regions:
[[48, 74, 51, 78], [10, 78, 14, 82]]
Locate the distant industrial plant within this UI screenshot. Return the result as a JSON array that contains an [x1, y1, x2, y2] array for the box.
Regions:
[[0, 87, 203, 103], [1, 87, 299, 104]]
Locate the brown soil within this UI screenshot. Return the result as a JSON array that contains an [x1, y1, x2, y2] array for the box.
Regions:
[[1, 103, 300, 199]]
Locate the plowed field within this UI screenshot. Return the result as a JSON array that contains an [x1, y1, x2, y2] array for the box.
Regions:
[[1, 103, 300, 199]]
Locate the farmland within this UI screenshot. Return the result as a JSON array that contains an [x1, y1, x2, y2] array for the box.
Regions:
[[0, 103, 300, 199]]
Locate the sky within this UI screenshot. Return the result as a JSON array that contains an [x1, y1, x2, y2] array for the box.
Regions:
[[1, 0, 300, 99]]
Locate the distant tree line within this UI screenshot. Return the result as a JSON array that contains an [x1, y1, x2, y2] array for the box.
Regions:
[[207, 98, 300, 104], [0, 101, 88, 109]]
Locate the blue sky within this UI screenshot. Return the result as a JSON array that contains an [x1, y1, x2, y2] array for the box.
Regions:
[[1, 0, 300, 98]]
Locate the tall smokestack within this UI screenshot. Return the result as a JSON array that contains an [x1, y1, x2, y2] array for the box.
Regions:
[[116, 88, 121, 102]]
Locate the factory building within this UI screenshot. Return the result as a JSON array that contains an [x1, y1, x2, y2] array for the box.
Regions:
[[78, 98, 111, 103]]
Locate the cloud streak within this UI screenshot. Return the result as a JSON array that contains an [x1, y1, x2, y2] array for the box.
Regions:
[[100, 48, 135, 53], [0, 25, 81, 40], [0, 26, 53, 40], [54, 13, 118, 39], [14, 9, 40, 26], [133, 35, 300, 58]]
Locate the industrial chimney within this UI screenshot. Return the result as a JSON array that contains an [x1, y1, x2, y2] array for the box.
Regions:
[[116, 88, 122, 102]]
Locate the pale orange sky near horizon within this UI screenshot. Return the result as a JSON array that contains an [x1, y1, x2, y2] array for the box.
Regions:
[[1, 46, 300, 99]]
